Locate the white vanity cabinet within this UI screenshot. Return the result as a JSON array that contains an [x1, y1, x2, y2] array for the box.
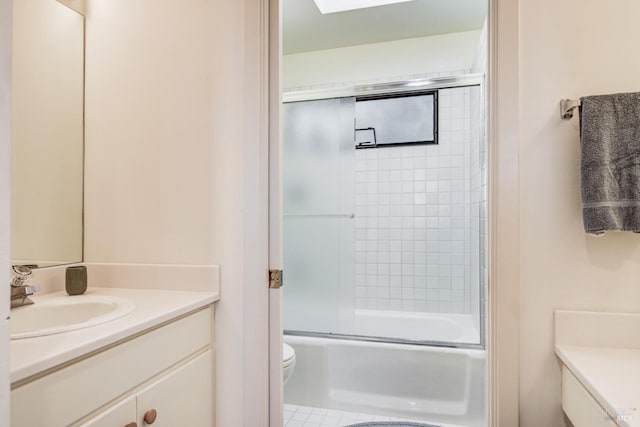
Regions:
[[134, 351, 212, 426], [80, 351, 212, 427], [11, 306, 214, 427], [562, 366, 617, 427], [555, 310, 640, 427]]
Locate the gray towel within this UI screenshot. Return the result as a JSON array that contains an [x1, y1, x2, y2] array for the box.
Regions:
[[580, 92, 640, 235]]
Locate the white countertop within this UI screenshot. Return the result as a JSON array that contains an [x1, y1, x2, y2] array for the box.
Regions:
[[10, 287, 218, 384], [556, 344, 640, 427]]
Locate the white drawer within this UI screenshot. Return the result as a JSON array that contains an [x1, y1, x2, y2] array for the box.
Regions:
[[562, 366, 617, 427]]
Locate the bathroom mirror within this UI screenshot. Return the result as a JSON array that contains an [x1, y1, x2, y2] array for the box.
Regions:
[[10, 0, 85, 267]]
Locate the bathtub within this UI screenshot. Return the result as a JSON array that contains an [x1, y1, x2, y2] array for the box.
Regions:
[[284, 311, 486, 427]]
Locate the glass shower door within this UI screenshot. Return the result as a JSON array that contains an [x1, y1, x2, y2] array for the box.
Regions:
[[282, 97, 355, 335]]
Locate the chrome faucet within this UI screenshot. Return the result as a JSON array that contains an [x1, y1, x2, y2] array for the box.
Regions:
[[10, 265, 40, 308]]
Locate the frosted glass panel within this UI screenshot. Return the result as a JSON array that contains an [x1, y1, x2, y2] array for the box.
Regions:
[[355, 93, 435, 146], [284, 218, 339, 332], [283, 98, 355, 334]]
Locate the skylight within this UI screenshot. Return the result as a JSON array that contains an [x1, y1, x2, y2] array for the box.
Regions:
[[313, 0, 414, 14]]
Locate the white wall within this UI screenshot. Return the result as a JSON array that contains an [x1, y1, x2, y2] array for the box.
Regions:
[[471, 20, 488, 75], [284, 31, 481, 90], [0, 0, 10, 420], [518, 1, 640, 426], [84, 0, 214, 265], [84, 1, 269, 426]]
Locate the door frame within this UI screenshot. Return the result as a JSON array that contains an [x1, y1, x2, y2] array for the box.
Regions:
[[268, 0, 283, 425], [0, 0, 11, 424], [264, 0, 521, 425], [487, 0, 520, 425]]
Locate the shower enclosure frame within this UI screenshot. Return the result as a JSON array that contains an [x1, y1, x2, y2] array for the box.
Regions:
[[283, 74, 483, 103], [282, 73, 487, 351]]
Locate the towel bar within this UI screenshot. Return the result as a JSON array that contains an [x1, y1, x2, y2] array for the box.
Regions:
[[560, 99, 581, 119]]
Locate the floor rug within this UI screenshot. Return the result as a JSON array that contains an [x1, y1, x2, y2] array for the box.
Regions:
[[346, 422, 440, 427]]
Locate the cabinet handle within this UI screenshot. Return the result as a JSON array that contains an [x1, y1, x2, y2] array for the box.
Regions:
[[143, 409, 158, 425], [125, 423, 137, 427]]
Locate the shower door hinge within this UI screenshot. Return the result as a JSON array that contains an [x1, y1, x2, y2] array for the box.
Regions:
[[269, 269, 283, 289]]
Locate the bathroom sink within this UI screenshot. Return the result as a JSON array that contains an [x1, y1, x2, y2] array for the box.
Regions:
[[10, 294, 136, 339]]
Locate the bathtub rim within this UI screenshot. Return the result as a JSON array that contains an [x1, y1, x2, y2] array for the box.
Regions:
[[284, 329, 485, 350]]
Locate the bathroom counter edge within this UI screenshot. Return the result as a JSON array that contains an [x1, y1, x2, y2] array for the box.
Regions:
[[10, 287, 218, 384]]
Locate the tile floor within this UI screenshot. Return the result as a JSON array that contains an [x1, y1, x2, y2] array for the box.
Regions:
[[283, 404, 434, 427]]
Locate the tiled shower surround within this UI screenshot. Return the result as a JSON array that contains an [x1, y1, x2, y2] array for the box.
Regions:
[[354, 87, 482, 314]]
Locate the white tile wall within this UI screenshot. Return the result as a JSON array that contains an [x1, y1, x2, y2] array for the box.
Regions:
[[354, 87, 480, 314]]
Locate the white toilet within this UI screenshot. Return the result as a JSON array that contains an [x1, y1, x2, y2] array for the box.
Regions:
[[283, 343, 296, 385]]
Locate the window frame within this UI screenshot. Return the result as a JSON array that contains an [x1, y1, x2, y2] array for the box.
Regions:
[[354, 89, 439, 149]]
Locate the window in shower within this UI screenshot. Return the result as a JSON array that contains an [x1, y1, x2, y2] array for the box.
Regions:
[[283, 82, 484, 348], [355, 91, 437, 149]]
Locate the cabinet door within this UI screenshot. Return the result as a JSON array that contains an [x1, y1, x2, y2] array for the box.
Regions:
[[136, 350, 212, 427], [77, 395, 136, 427], [562, 366, 617, 427]]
